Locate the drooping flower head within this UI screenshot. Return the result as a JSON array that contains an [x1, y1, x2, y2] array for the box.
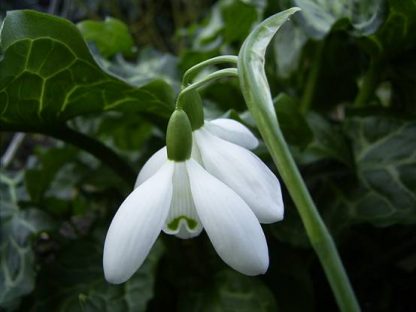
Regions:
[[103, 107, 271, 284]]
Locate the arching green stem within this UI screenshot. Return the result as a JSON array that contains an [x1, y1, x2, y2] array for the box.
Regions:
[[238, 8, 360, 312], [182, 55, 238, 87], [177, 68, 238, 109]]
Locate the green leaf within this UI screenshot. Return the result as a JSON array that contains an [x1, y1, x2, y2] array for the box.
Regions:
[[34, 239, 164, 311], [181, 270, 277, 311], [0, 10, 174, 132], [292, 0, 385, 39], [363, 0, 416, 57], [294, 112, 352, 165], [0, 173, 53, 310], [77, 17, 134, 58], [25, 146, 78, 202], [102, 48, 180, 90], [97, 113, 154, 152], [221, 0, 259, 43], [272, 19, 307, 78], [343, 116, 416, 225], [274, 94, 313, 148]]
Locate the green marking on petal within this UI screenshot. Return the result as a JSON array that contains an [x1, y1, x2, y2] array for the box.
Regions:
[[167, 216, 198, 230]]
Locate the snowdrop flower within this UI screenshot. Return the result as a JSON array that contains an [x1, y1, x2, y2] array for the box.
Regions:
[[104, 109, 268, 284], [137, 91, 284, 224]]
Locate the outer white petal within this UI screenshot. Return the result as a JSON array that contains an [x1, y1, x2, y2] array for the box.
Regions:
[[104, 161, 174, 284], [135, 147, 167, 187], [163, 162, 203, 239], [186, 159, 269, 276], [194, 129, 283, 223], [204, 118, 259, 150]]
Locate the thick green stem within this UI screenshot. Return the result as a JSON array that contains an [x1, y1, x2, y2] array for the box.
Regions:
[[182, 55, 238, 87], [300, 40, 324, 113], [254, 110, 360, 311], [177, 68, 238, 108], [44, 126, 136, 185], [354, 58, 381, 108]]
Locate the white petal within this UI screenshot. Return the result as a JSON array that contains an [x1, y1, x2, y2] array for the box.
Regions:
[[186, 159, 269, 276], [195, 129, 283, 223], [163, 162, 203, 239], [191, 138, 203, 164], [204, 118, 259, 149], [103, 161, 174, 284], [135, 147, 167, 187]]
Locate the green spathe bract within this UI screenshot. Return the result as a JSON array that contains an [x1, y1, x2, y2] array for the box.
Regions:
[[238, 7, 360, 312], [166, 110, 193, 161]]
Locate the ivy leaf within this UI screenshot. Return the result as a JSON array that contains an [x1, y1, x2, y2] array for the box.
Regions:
[[363, 0, 416, 57], [180, 270, 277, 311], [34, 239, 164, 311], [0, 10, 174, 132], [292, 0, 385, 39], [272, 19, 307, 78], [274, 93, 313, 149], [221, 0, 260, 43], [25, 146, 78, 202], [0, 173, 53, 310], [294, 112, 352, 166], [342, 116, 416, 225], [77, 17, 134, 58], [101, 48, 180, 91]]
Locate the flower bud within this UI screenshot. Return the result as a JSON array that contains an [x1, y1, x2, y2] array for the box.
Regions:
[[166, 109, 193, 161], [180, 90, 204, 130]]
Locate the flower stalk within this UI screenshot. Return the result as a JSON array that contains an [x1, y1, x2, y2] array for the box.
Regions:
[[182, 55, 238, 87], [177, 68, 239, 109]]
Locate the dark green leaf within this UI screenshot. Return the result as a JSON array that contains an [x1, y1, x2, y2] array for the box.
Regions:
[[274, 93, 313, 148], [34, 239, 164, 311], [362, 0, 416, 57], [25, 146, 78, 202], [0, 10, 174, 132], [272, 19, 307, 78], [97, 113, 154, 152], [102, 48, 180, 90], [181, 270, 277, 312], [77, 17, 134, 58], [221, 0, 259, 43], [294, 112, 351, 165], [0, 173, 53, 310], [343, 116, 416, 225], [292, 0, 385, 39]]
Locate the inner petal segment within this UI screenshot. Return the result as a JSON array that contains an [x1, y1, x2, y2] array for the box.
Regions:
[[163, 162, 203, 239]]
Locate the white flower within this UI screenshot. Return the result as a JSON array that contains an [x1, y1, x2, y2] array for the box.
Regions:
[[103, 158, 268, 284], [104, 112, 270, 284], [136, 118, 284, 224]]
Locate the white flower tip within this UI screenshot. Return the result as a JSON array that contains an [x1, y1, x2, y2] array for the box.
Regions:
[[103, 245, 139, 284], [103, 162, 174, 285], [237, 254, 269, 276], [258, 203, 284, 224], [103, 264, 130, 285]]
